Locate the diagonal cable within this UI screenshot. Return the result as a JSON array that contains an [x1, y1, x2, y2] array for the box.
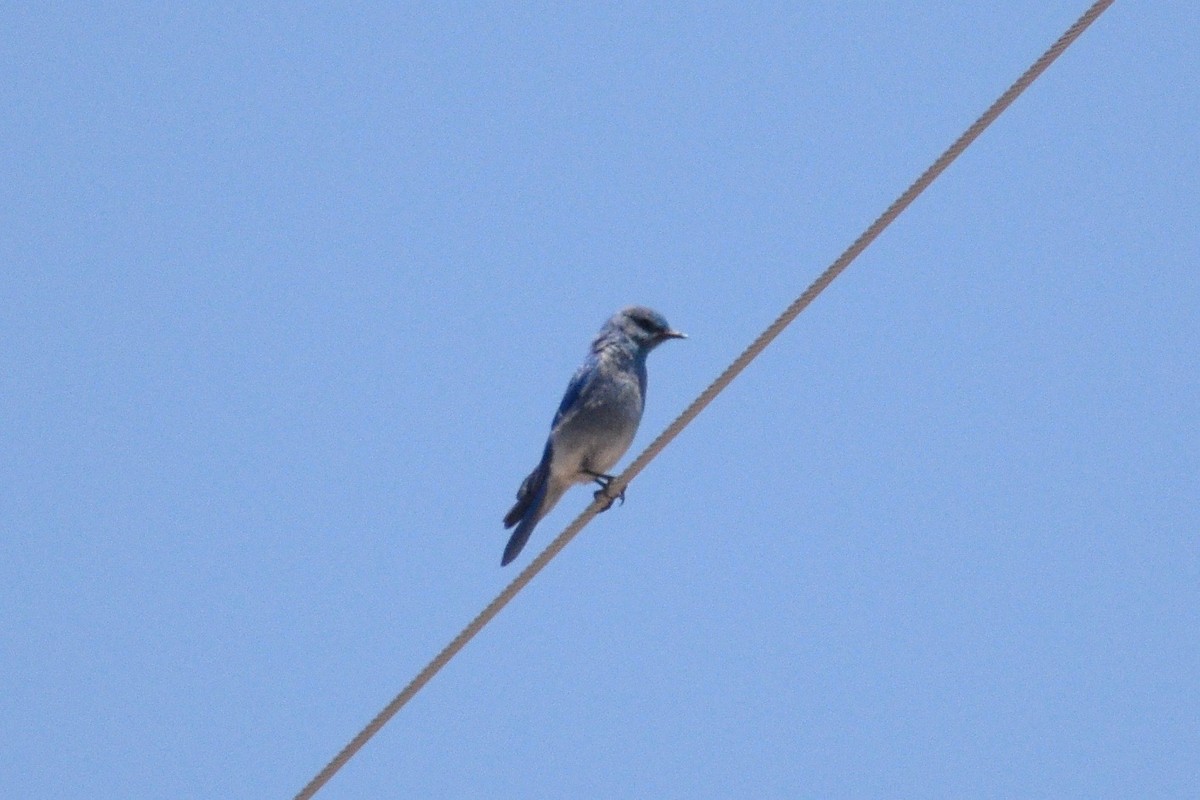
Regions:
[[293, 2, 1116, 796]]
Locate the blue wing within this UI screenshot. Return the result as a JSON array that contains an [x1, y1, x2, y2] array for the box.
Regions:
[[551, 353, 598, 429], [500, 354, 599, 566]]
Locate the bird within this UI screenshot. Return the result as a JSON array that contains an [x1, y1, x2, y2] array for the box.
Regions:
[[502, 306, 686, 566]]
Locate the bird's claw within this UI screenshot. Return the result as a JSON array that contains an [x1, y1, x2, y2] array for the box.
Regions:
[[592, 484, 626, 512], [586, 471, 626, 512]]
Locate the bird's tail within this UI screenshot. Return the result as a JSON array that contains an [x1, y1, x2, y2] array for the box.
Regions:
[[501, 504, 542, 567], [504, 443, 552, 529], [502, 446, 568, 565]]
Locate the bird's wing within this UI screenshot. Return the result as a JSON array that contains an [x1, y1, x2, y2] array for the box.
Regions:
[[550, 353, 599, 429]]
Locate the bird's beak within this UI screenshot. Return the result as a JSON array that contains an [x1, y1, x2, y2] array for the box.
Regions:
[[663, 329, 687, 340]]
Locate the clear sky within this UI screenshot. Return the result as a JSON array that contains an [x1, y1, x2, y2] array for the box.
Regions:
[[4, 3, 1197, 798]]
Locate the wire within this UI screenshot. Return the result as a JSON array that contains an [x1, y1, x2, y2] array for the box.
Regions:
[[293, 2, 1116, 796]]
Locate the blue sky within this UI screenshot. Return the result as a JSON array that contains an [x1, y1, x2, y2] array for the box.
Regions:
[[4, 2, 1197, 798]]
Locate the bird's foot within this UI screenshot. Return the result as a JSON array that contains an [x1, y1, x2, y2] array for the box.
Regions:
[[584, 470, 626, 512], [592, 485, 626, 512]]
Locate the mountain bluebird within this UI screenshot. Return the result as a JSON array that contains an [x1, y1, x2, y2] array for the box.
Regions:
[[502, 306, 686, 566]]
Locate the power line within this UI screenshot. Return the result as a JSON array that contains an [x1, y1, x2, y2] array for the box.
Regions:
[[293, 2, 1116, 797]]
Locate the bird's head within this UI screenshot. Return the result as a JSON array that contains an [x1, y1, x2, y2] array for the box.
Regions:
[[608, 305, 687, 352]]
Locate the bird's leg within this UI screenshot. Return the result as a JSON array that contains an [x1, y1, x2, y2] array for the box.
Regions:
[[582, 469, 626, 511]]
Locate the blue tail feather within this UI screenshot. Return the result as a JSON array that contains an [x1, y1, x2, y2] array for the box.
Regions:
[[502, 442, 552, 565], [502, 470, 548, 566]]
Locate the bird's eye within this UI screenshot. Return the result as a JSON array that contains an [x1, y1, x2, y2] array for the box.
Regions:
[[631, 314, 660, 334]]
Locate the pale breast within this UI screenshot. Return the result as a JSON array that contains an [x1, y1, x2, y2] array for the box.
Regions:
[[550, 369, 644, 483]]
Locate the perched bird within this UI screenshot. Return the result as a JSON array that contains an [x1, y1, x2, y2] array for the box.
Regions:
[[502, 306, 686, 566]]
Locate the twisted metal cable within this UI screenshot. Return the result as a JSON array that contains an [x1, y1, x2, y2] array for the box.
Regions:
[[294, 2, 1116, 796]]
